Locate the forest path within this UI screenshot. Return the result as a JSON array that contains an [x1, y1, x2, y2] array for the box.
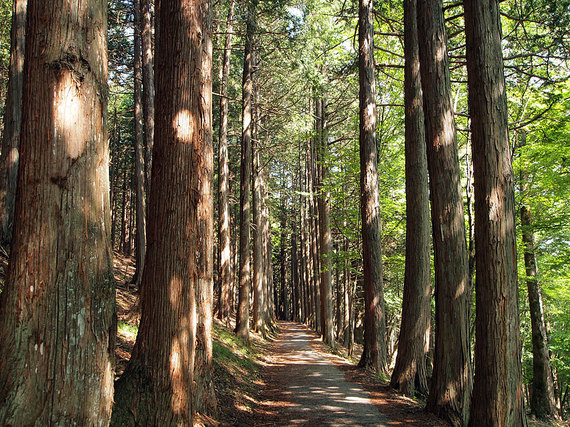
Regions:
[[255, 321, 390, 426]]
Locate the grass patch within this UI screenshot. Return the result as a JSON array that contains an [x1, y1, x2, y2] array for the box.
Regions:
[[212, 321, 267, 425]]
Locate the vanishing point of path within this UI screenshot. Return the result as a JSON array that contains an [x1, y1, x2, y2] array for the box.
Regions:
[[256, 321, 390, 426]]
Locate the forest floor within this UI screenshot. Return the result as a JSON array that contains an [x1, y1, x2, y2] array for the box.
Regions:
[[111, 253, 448, 426], [0, 250, 562, 425]]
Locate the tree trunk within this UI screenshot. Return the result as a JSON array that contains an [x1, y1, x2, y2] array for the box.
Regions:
[[521, 204, 557, 420], [111, 0, 215, 423], [416, 1, 471, 424], [464, 2, 527, 425], [291, 226, 300, 322], [390, 0, 431, 397], [0, 0, 26, 245], [121, 166, 129, 254], [308, 138, 321, 332], [217, 0, 235, 326], [262, 164, 274, 324], [253, 143, 266, 333], [280, 205, 289, 320], [316, 96, 335, 347], [358, 0, 387, 373], [140, 0, 154, 196], [133, 0, 147, 289], [0, 0, 114, 423], [235, 0, 257, 341]]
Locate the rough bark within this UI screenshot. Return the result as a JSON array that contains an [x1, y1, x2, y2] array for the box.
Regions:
[[0, 0, 26, 245], [521, 204, 557, 420], [358, 0, 387, 373], [111, 0, 215, 423], [308, 137, 321, 332], [316, 96, 335, 347], [0, 0, 115, 423], [217, 0, 235, 326], [390, 0, 431, 397], [133, 0, 147, 289], [253, 143, 266, 333], [416, 1, 471, 424], [235, 0, 257, 341], [464, 1, 527, 425], [140, 0, 155, 195]]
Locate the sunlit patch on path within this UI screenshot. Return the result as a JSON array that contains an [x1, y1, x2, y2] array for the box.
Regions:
[[257, 321, 390, 426]]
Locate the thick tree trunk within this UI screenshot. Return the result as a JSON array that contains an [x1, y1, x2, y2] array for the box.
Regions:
[[111, 0, 215, 423], [217, 0, 235, 326], [0, 0, 114, 423], [464, 2, 527, 426], [235, 0, 257, 341], [140, 0, 154, 195], [390, 0, 431, 397], [358, 0, 387, 373], [416, 1, 471, 424], [0, 0, 26, 245], [316, 96, 335, 347], [132, 0, 147, 289], [291, 226, 300, 322]]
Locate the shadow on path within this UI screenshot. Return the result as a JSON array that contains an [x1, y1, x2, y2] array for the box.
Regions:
[[256, 322, 389, 426]]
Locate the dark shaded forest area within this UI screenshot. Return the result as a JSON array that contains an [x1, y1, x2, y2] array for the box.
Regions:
[[0, 0, 569, 425]]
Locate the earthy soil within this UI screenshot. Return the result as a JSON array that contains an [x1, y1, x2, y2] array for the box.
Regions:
[[253, 321, 448, 427]]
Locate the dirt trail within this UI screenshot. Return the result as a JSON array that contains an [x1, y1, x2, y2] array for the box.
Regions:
[[256, 321, 390, 426]]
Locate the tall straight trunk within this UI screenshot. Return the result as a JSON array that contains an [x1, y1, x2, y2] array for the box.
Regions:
[[358, 0, 387, 373], [464, 2, 527, 426], [417, 1, 471, 424], [0, 0, 114, 422], [291, 226, 299, 322], [308, 139, 321, 332], [279, 206, 289, 319], [133, 0, 147, 288], [299, 150, 309, 324], [140, 0, 155, 194], [121, 166, 129, 254], [0, 0, 26, 245], [111, 0, 215, 422], [343, 234, 352, 347], [390, 0, 431, 397], [316, 96, 335, 347], [194, 11, 216, 414], [235, 0, 257, 341], [217, 0, 235, 326], [521, 203, 557, 419], [262, 165, 273, 324], [253, 144, 266, 332]]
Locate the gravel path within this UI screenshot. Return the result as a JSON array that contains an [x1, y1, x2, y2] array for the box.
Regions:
[[256, 321, 390, 426]]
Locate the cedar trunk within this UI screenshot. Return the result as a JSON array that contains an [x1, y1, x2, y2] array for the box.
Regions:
[[390, 0, 431, 397], [217, 0, 235, 326], [133, 0, 147, 288], [316, 96, 335, 347], [253, 145, 268, 333], [0, 0, 26, 245], [521, 204, 557, 419], [464, 1, 527, 425], [236, 0, 257, 341], [0, 0, 115, 423], [416, 0, 471, 424], [111, 0, 215, 423], [140, 0, 155, 194], [358, 0, 387, 373]]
